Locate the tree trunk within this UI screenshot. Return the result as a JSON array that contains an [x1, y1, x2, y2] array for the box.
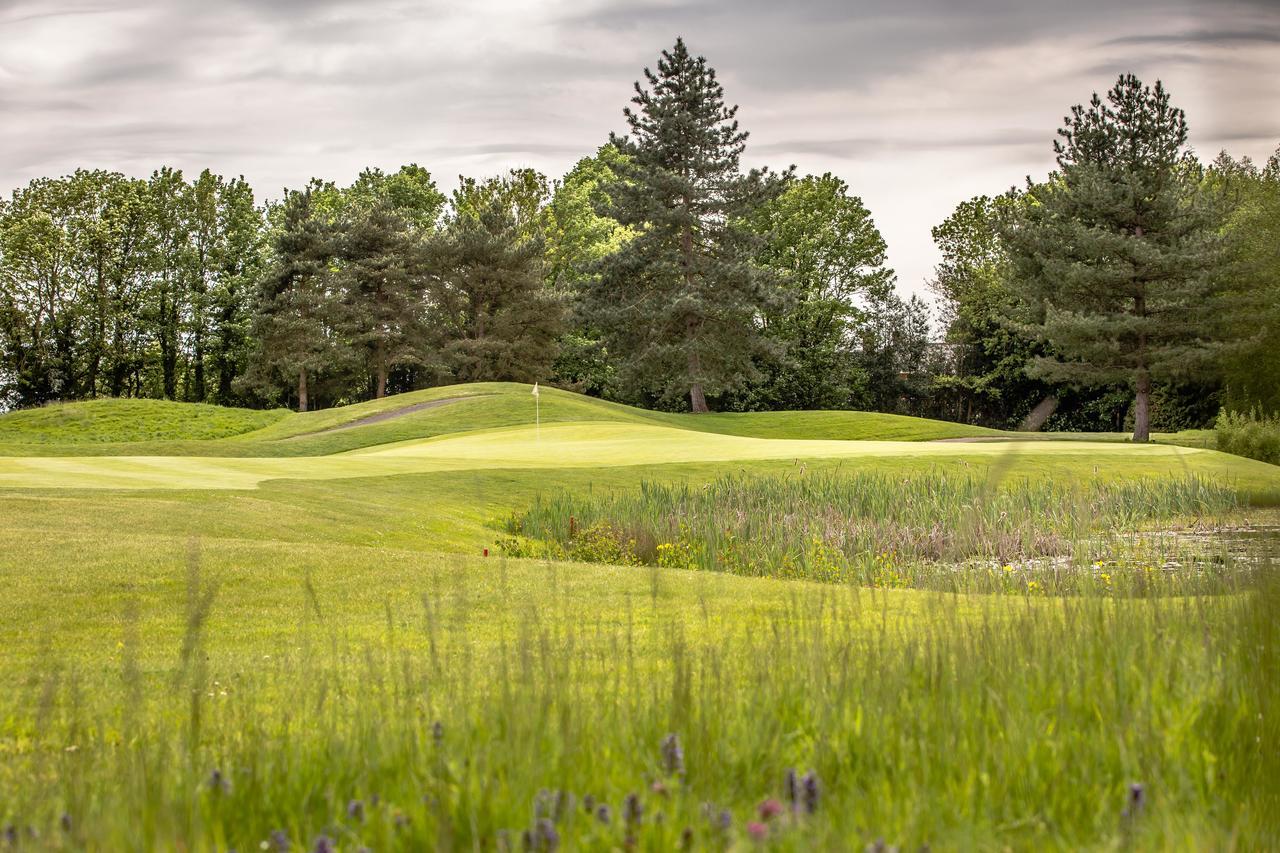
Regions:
[[680, 205, 708, 414], [375, 341, 388, 399], [688, 350, 708, 413], [193, 329, 205, 402], [1132, 369, 1151, 443], [109, 319, 127, 397], [1132, 257, 1149, 444], [160, 288, 177, 400], [298, 367, 309, 413]]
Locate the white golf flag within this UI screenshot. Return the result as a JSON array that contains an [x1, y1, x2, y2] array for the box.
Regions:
[[532, 382, 540, 397]]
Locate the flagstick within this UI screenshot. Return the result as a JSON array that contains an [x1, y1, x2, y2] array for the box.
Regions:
[[532, 382, 540, 442]]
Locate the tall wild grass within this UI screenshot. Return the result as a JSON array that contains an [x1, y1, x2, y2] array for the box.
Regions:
[[0, 546, 1276, 849], [505, 471, 1242, 591]]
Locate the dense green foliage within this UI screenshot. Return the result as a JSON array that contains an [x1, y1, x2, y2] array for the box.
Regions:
[[1216, 408, 1280, 466], [430, 176, 563, 384], [1212, 150, 1280, 414], [587, 38, 785, 412], [0, 168, 264, 408], [1000, 75, 1222, 442], [742, 174, 910, 412]]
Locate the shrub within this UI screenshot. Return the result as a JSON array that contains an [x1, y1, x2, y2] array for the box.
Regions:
[[1216, 408, 1280, 466]]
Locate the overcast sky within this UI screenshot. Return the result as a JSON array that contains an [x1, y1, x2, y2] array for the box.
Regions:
[[2, 0, 1278, 303]]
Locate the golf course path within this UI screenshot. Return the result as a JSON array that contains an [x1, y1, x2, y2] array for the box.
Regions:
[[288, 395, 486, 438]]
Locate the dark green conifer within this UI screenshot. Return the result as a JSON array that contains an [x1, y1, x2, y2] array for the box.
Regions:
[[1002, 75, 1222, 442], [589, 38, 785, 412]]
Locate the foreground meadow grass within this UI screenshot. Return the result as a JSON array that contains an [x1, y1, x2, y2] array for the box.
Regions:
[[1, 543, 1276, 850], [1, 386, 1278, 849]]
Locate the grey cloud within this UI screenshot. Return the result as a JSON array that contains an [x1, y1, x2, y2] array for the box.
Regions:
[[70, 57, 186, 86], [2, 0, 1279, 297], [428, 142, 589, 158], [1104, 29, 1280, 46], [753, 129, 1049, 160]]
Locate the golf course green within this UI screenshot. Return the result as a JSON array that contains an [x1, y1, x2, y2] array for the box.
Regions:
[[0, 383, 1276, 849]]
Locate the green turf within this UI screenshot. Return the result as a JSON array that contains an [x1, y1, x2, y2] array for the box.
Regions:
[[2, 421, 1277, 500], [0, 397, 289, 444], [1, 386, 1277, 848], [0, 383, 1010, 457]]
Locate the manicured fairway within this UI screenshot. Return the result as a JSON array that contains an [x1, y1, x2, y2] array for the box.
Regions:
[[2, 415, 1278, 496]]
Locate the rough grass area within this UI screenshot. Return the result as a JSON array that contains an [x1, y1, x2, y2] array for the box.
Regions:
[[0, 537, 1275, 850], [1217, 408, 1280, 465], [504, 471, 1246, 589], [0, 397, 288, 444]]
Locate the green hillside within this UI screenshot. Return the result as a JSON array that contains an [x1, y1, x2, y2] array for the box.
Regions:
[[0, 397, 289, 444], [0, 383, 1007, 457]]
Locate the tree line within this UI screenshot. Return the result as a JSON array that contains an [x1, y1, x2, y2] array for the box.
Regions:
[[930, 75, 1280, 439], [2, 40, 1276, 438]]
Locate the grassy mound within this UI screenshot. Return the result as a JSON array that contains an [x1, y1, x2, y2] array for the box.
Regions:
[[0, 398, 288, 444], [0, 383, 1007, 457]]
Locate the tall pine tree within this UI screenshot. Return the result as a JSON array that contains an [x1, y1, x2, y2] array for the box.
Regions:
[[1002, 75, 1222, 442], [336, 202, 428, 399], [590, 38, 784, 412], [430, 180, 562, 384], [242, 190, 344, 412]]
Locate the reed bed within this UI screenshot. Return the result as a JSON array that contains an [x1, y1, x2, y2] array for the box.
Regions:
[[504, 470, 1244, 593]]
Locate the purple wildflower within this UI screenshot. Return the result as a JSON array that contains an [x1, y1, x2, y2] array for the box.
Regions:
[[535, 818, 560, 852], [268, 830, 290, 852], [1123, 782, 1146, 820], [596, 805, 612, 825], [801, 771, 821, 814], [553, 790, 572, 821], [534, 789, 550, 820], [346, 799, 364, 822], [623, 792, 643, 825], [312, 835, 334, 853], [661, 733, 685, 776]]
